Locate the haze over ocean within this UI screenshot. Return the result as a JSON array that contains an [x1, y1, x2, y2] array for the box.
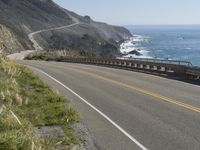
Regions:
[[54, 1, 200, 66], [126, 25, 200, 66]]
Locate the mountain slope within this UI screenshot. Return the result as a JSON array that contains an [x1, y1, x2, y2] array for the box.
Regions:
[[0, 0, 132, 57]]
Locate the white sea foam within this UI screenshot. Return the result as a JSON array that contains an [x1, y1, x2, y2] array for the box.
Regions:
[[120, 35, 152, 59], [122, 54, 152, 59]]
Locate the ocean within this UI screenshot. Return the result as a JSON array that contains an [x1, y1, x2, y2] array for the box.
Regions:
[[124, 25, 200, 66]]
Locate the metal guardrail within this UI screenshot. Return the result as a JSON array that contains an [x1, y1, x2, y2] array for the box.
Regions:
[[186, 66, 200, 78], [59, 57, 200, 81], [120, 57, 193, 66]]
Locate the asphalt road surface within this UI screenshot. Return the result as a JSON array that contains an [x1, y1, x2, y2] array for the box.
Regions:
[[18, 60, 200, 150]]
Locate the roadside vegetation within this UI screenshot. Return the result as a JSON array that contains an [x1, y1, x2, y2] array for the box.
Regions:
[[25, 49, 88, 61], [0, 46, 80, 149], [25, 48, 116, 61]]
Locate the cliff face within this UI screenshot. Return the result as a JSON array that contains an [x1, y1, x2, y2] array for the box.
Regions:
[[0, 0, 73, 50], [0, 24, 23, 54], [0, 0, 132, 57]]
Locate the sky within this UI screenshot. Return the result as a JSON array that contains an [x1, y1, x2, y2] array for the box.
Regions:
[[54, 0, 200, 25]]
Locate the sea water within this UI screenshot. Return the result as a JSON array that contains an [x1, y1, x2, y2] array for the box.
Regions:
[[125, 25, 200, 66]]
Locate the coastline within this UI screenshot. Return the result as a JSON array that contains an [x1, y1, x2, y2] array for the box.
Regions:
[[123, 25, 200, 66], [120, 35, 152, 59]]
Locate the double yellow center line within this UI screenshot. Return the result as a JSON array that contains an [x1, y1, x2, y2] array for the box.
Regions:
[[48, 62, 200, 113]]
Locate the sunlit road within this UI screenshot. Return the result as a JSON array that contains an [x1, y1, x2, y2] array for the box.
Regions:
[[18, 60, 200, 150]]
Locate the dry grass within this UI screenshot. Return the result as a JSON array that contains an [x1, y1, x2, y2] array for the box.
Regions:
[[0, 107, 42, 150], [0, 45, 80, 149], [25, 49, 83, 61]]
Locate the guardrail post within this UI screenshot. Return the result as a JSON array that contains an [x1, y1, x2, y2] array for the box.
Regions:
[[146, 65, 150, 69], [61, 58, 198, 81], [161, 67, 166, 72], [123, 62, 127, 66], [134, 64, 138, 68], [154, 66, 158, 71], [197, 76, 200, 80], [157, 66, 162, 71], [150, 66, 154, 70], [128, 62, 132, 67], [139, 64, 143, 69], [166, 67, 174, 74]]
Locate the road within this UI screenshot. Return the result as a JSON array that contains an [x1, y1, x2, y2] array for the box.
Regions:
[[28, 9, 80, 51], [28, 22, 80, 50], [8, 22, 80, 60], [7, 50, 35, 60], [18, 60, 200, 150]]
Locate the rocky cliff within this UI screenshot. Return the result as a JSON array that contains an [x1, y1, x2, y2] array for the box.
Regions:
[[0, 24, 23, 54], [0, 0, 132, 57]]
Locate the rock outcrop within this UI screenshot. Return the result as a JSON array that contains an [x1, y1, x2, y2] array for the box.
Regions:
[[0, 24, 23, 54]]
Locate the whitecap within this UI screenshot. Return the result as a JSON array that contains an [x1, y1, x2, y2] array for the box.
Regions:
[[185, 47, 192, 50]]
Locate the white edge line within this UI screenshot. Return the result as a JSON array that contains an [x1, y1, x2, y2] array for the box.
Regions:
[[28, 65, 148, 150]]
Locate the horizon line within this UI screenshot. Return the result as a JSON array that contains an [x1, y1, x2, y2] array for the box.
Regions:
[[122, 24, 200, 26]]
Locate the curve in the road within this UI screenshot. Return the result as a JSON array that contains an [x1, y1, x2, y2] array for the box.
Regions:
[[29, 65, 148, 150], [28, 22, 80, 50], [43, 63, 200, 113], [18, 61, 200, 150], [27, 7, 81, 51]]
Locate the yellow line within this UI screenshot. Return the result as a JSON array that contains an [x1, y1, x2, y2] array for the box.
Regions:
[[47, 62, 200, 113]]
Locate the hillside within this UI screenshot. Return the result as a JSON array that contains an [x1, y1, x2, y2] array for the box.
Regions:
[[0, 0, 132, 57]]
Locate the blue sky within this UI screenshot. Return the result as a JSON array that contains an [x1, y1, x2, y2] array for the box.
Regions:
[[54, 0, 200, 25]]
